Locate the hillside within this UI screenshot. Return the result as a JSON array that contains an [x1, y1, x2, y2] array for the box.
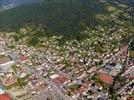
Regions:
[[0, 0, 110, 33], [0, 0, 133, 38]]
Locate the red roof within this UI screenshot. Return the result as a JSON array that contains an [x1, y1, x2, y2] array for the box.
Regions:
[[20, 56, 28, 61], [0, 93, 12, 100], [51, 75, 69, 85], [98, 73, 113, 85]]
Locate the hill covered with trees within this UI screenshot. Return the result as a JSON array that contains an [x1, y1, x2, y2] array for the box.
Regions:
[[0, 0, 133, 40], [0, 0, 116, 34]]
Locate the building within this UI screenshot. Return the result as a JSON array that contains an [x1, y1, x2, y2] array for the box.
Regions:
[[27, 77, 46, 94], [105, 63, 122, 76], [1, 73, 17, 87], [97, 73, 113, 85], [7, 87, 28, 98], [19, 55, 28, 62], [50, 74, 70, 85], [0, 87, 12, 100], [124, 66, 134, 79], [0, 93, 12, 100]]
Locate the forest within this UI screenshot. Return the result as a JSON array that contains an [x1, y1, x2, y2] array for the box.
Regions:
[[0, 0, 112, 34], [0, 0, 133, 41]]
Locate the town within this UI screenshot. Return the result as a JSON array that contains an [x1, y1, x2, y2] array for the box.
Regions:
[[0, 0, 134, 100], [0, 28, 133, 100]]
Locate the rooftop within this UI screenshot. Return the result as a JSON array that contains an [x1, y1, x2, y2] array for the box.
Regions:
[[98, 73, 113, 85], [19, 56, 28, 62], [51, 74, 69, 85], [0, 93, 12, 100], [2, 73, 17, 86]]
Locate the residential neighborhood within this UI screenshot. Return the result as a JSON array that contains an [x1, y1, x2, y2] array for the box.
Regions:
[[0, 29, 133, 100], [0, 0, 133, 100]]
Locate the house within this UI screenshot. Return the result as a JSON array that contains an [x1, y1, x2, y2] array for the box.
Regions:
[[50, 74, 70, 85], [115, 63, 122, 70], [19, 55, 28, 62], [16, 67, 29, 78], [27, 77, 46, 94], [105, 64, 114, 71], [124, 66, 134, 79], [1, 73, 17, 87]]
